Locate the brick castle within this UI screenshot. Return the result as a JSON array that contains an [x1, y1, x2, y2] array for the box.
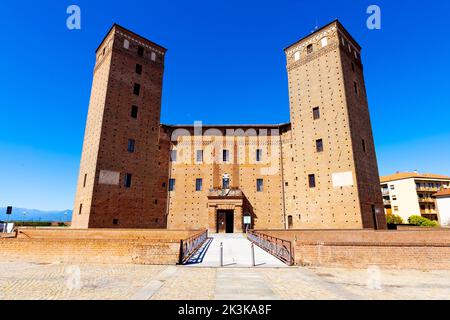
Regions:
[[72, 20, 386, 233]]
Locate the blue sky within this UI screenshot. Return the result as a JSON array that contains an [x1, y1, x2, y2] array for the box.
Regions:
[[1, 0, 449, 210]]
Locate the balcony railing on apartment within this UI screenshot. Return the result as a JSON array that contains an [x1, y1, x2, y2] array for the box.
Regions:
[[416, 186, 439, 192], [418, 198, 435, 203]]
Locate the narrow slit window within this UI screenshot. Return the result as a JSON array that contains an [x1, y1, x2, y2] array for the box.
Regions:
[[133, 83, 141, 96], [316, 139, 324, 153], [136, 64, 142, 75], [137, 46, 144, 57], [131, 105, 138, 118], [124, 174, 132, 188], [313, 107, 320, 120], [308, 174, 316, 188], [257, 179, 264, 192], [128, 139, 135, 153]]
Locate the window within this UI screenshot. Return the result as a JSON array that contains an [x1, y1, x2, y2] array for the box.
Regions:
[[131, 105, 138, 118], [288, 215, 293, 229], [195, 178, 203, 191], [308, 174, 316, 188], [222, 177, 230, 189], [307, 44, 313, 54], [294, 51, 300, 61], [256, 149, 262, 162], [137, 46, 144, 57], [316, 139, 323, 153], [394, 206, 399, 211], [135, 64, 142, 75], [79, 203, 82, 215], [169, 179, 175, 191], [151, 52, 156, 61], [390, 185, 395, 190], [124, 174, 132, 188], [133, 83, 141, 96], [285, 182, 289, 187], [123, 39, 129, 49], [170, 150, 177, 162], [223, 149, 230, 162], [321, 37, 328, 47], [113, 219, 119, 225], [354, 81, 358, 95], [196, 150, 203, 163], [83, 174, 87, 188], [392, 196, 397, 201], [128, 139, 135, 153], [362, 139, 366, 153], [257, 179, 264, 192], [162, 182, 166, 188], [313, 107, 320, 120]]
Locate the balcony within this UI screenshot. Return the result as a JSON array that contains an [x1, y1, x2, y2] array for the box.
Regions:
[[417, 187, 439, 192], [418, 198, 435, 204], [383, 199, 391, 206], [381, 190, 390, 196]]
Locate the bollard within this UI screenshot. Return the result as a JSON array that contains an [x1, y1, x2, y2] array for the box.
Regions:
[[220, 242, 224, 267], [251, 243, 256, 267]]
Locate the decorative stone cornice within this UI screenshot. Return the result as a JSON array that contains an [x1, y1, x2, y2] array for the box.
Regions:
[[287, 42, 339, 72], [285, 26, 337, 56]]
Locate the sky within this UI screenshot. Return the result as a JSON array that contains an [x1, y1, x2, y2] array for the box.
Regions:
[[0, 0, 449, 210]]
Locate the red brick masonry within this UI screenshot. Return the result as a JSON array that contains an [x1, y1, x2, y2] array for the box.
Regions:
[[0, 228, 205, 265], [257, 229, 450, 270]]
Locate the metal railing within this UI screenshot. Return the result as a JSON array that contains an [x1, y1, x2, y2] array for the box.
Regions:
[[247, 230, 294, 266], [179, 230, 208, 264]]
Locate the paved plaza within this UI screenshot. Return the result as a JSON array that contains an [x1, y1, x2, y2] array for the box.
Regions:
[[1, 260, 449, 300]]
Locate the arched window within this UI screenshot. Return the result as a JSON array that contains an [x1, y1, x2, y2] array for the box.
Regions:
[[288, 215, 293, 229], [307, 44, 313, 54], [294, 51, 300, 61], [321, 37, 328, 47]]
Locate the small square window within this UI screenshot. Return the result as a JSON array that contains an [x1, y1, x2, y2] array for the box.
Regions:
[[131, 105, 138, 118], [307, 44, 313, 54], [128, 139, 135, 153], [169, 179, 175, 192], [136, 64, 142, 75], [256, 149, 262, 162], [316, 139, 323, 153], [196, 150, 203, 163], [223, 150, 230, 163], [113, 219, 119, 225], [196, 178, 203, 192], [313, 107, 320, 120], [151, 52, 156, 61], [124, 174, 132, 188], [133, 83, 141, 96], [308, 174, 316, 188], [257, 179, 264, 192], [170, 150, 177, 162], [137, 46, 144, 57], [123, 39, 130, 49]]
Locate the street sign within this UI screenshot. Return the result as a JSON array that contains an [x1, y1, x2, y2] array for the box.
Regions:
[[6, 206, 12, 215]]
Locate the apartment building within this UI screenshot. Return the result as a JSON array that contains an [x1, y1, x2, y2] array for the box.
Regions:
[[381, 172, 450, 222]]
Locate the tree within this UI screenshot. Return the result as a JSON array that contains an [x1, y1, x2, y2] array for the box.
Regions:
[[408, 215, 439, 227], [386, 213, 404, 225]]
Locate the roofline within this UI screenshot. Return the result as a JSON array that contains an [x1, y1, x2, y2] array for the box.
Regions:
[[283, 19, 361, 52], [381, 176, 450, 183], [95, 23, 167, 53]]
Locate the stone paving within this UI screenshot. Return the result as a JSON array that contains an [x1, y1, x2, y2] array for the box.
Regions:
[[1, 260, 449, 300]]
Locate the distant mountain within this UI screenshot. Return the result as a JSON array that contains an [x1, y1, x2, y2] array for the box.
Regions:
[[0, 208, 72, 222]]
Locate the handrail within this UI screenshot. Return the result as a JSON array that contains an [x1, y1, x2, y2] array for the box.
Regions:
[[179, 230, 208, 264], [247, 230, 294, 266]]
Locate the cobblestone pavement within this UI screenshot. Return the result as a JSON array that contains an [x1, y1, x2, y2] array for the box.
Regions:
[[0, 261, 449, 300]]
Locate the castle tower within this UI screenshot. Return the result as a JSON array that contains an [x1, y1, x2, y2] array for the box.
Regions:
[[72, 24, 169, 228], [284, 20, 386, 229]]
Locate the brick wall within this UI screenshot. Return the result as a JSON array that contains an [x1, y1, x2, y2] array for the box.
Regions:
[[1, 229, 204, 265], [255, 229, 450, 270]]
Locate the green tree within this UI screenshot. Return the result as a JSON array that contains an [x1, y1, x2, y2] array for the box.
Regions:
[[386, 213, 404, 225], [408, 215, 439, 227]]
